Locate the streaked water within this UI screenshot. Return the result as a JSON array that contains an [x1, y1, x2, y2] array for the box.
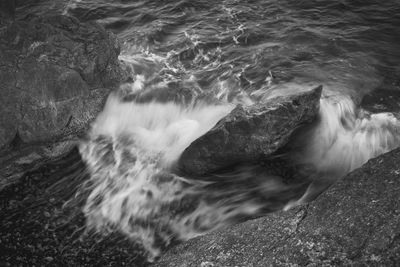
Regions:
[[17, 0, 400, 261]]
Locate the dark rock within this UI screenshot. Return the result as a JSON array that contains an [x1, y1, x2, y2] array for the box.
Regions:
[[0, 15, 125, 147], [0, 15, 127, 187], [155, 147, 400, 266], [178, 86, 322, 176]]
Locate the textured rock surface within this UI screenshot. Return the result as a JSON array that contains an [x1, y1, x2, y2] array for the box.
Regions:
[[0, 14, 126, 149], [179, 86, 322, 176], [155, 147, 400, 266], [0, 14, 127, 187]]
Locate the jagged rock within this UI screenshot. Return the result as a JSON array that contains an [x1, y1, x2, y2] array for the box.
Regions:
[[0, 15, 127, 187], [178, 86, 322, 176], [0, 15, 126, 147], [154, 147, 400, 266]]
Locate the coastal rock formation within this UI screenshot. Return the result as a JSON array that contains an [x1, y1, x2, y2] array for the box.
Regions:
[[155, 147, 400, 266], [0, 15, 125, 148], [0, 15, 127, 187], [178, 86, 322, 176]]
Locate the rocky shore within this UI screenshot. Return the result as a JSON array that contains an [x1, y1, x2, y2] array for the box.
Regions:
[[156, 147, 400, 266], [1, 6, 400, 267], [0, 12, 140, 266], [2, 141, 399, 266]]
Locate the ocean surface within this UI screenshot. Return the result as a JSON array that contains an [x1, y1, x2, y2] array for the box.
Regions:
[[20, 0, 400, 96], [17, 0, 400, 261]]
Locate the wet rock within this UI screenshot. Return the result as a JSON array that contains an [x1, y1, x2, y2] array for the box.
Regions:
[[0, 15, 126, 147], [0, 15, 127, 187], [178, 86, 322, 176], [155, 147, 400, 266]]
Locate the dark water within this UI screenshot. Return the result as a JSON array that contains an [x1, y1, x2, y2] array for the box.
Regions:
[[13, 0, 400, 262], [19, 0, 400, 98]]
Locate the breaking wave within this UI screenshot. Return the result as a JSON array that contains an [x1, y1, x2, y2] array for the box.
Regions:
[[78, 78, 400, 260]]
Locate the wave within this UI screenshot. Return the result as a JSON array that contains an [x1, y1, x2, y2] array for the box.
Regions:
[[78, 82, 400, 260], [285, 94, 400, 209]]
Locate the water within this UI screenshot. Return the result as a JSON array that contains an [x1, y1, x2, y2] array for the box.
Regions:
[[17, 0, 400, 261]]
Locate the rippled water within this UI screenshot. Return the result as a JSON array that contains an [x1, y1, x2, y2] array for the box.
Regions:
[[20, 0, 400, 97], [17, 0, 400, 261]]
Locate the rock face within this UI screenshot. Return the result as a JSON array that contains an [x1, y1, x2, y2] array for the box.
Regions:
[[0, 15, 125, 149], [155, 147, 400, 266], [0, 15, 127, 187], [178, 86, 322, 176]]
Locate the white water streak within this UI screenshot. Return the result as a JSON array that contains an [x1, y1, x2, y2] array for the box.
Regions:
[[79, 84, 400, 260], [301, 95, 400, 178]]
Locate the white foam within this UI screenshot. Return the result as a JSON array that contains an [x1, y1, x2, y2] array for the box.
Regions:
[[78, 52, 400, 260], [298, 95, 400, 178]]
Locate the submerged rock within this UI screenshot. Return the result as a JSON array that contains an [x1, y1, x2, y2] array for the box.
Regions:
[[155, 147, 400, 266], [178, 86, 322, 176], [361, 87, 400, 113], [0, 15, 127, 187]]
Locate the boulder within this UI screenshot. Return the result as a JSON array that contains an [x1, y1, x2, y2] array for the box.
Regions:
[[0, 15, 126, 148], [0, 15, 127, 187], [178, 86, 322, 176], [155, 147, 400, 266]]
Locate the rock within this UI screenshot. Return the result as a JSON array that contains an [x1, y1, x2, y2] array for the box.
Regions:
[[154, 147, 400, 266], [0, 15, 127, 187], [0, 15, 126, 148], [178, 86, 322, 176]]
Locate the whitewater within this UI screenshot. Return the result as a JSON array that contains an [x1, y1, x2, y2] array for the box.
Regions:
[[78, 65, 400, 260], [32, 0, 400, 261]]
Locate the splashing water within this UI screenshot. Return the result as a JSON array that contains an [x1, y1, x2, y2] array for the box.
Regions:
[[78, 78, 400, 260], [284, 94, 400, 208], [12, 0, 400, 263], [299, 95, 400, 176], [79, 93, 235, 258]]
